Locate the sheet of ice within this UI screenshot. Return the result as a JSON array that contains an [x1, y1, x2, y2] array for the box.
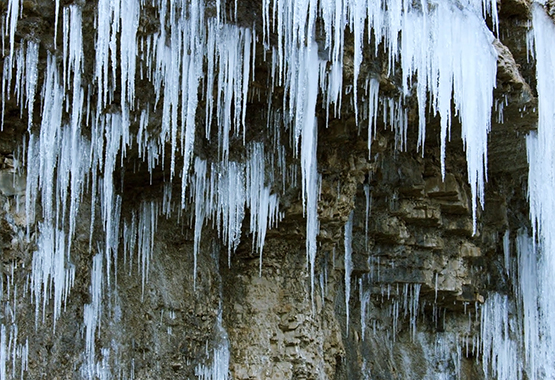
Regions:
[[523, 4, 555, 379]]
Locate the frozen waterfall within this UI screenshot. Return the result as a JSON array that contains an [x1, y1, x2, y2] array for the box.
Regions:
[[0, 0, 554, 379]]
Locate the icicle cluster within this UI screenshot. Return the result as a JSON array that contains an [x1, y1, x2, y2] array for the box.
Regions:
[[195, 309, 230, 380], [475, 7, 555, 380], [480, 293, 522, 380], [189, 142, 282, 284]]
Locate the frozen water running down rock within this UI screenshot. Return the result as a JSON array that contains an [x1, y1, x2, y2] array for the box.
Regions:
[[521, 3, 555, 380], [344, 211, 353, 334]]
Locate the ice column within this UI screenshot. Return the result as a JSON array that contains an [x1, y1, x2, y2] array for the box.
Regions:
[[298, 43, 321, 302], [524, 4, 555, 379], [344, 211, 354, 334]]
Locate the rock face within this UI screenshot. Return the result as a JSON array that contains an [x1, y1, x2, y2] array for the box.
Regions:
[[0, 0, 548, 379]]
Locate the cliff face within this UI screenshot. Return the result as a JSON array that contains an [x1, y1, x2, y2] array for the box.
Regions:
[[0, 0, 549, 379]]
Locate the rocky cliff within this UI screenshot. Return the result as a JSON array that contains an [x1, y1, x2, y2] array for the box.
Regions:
[[0, 0, 551, 379]]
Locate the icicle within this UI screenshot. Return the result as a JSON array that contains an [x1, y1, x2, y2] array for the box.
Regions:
[[363, 183, 371, 251], [24, 41, 39, 131], [205, 22, 254, 162], [100, 113, 125, 288], [54, 0, 60, 49], [391, 299, 399, 342], [135, 201, 158, 299], [516, 232, 539, 380], [297, 42, 321, 305], [37, 54, 63, 223], [366, 78, 380, 157], [523, 6, 555, 379], [481, 293, 521, 380], [360, 278, 370, 340], [30, 223, 76, 329], [409, 284, 420, 340], [216, 161, 245, 266], [0, 325, 6, 380], [62, 5, 88, 251], [189, 142, 281, 276], [350, 0, 366, 125], [192, 158, 207, 289], [178, 12, 203, 204], [344, 211, 353, 334], [119, 0, 139, 154], [6, 0, 21, 59], [503, 230, 510, 276], [83, 253, 104, 380], [95, 0, 114, 117]]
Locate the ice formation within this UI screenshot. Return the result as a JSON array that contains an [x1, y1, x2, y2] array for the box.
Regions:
[[518, 3, 555, 379], [480, 293, 521, 380], [477, 5, 555, 379], [344, 211, 353, 334], [195, 307, 230, 380], [0, 0, 553, 378]]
